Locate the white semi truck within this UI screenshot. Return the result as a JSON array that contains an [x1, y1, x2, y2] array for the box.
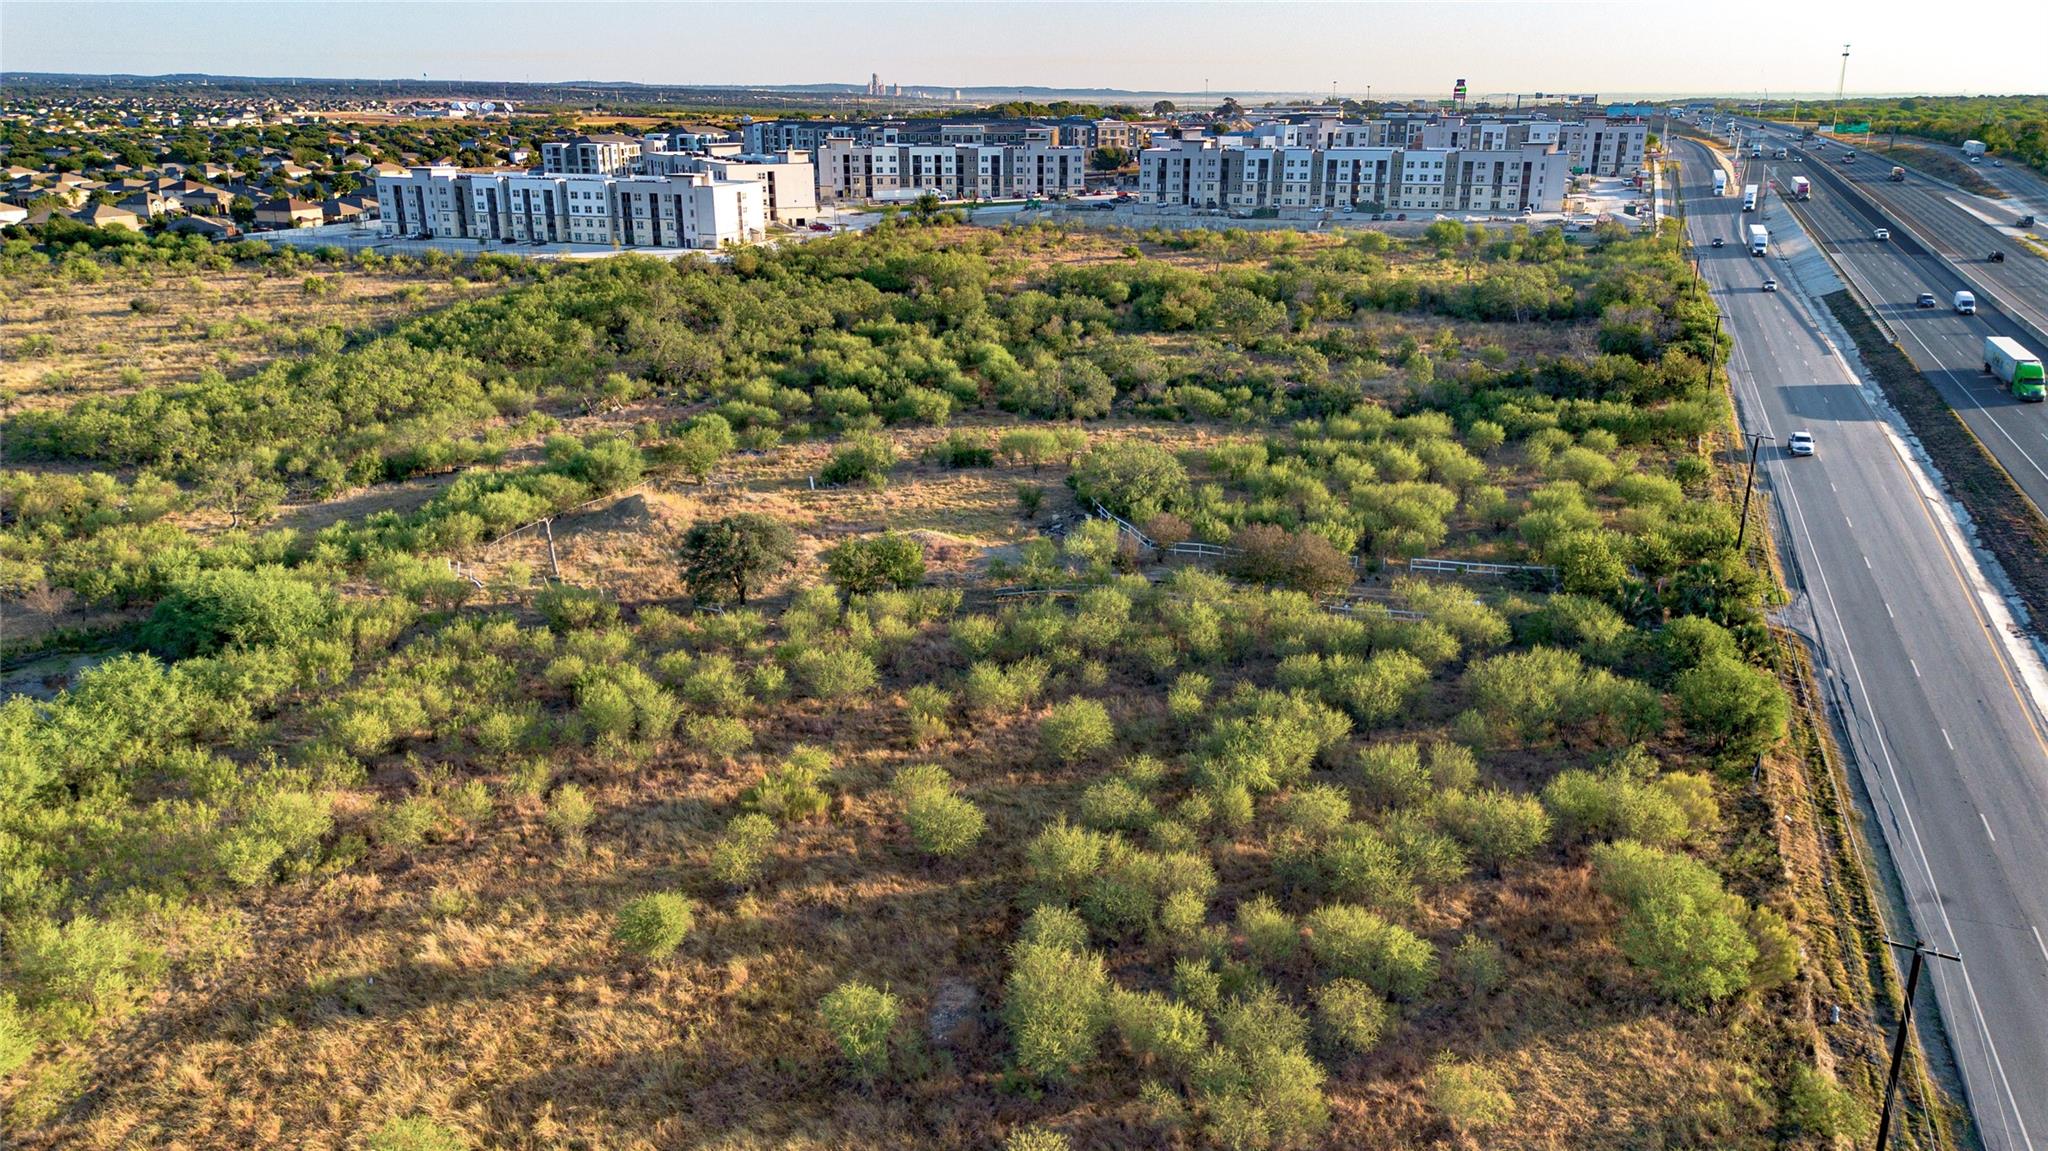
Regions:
[[1742, 184, 1759, 211], [1748, 224, 1769, 256], [1713, 170, 1728, 197]]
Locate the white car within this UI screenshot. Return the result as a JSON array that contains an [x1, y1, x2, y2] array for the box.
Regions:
[[1787, 431, 1815, 456], [1874, 228, 1891, 241], [1762, 278, 1779, 292]]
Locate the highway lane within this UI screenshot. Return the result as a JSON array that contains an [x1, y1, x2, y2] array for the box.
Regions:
[[1679, 137, 2048, 1151], [1722, 148, 2048, 520]]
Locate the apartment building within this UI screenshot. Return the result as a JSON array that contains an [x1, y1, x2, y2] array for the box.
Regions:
[[817, 138, 1085, 203], [641, 149, 817, 225], [1556, 117, 1649, 176], [375, 165, 765, 249], [1138, 136, 1569, 214], [540, 134, 642, 176]]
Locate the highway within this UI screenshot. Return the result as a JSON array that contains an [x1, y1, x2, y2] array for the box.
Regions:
[[1679, 136, 2048, 1151], [1715, 145, 2048, 519]]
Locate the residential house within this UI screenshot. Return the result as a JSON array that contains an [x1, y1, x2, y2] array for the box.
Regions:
[[254, 197, 324, 229]]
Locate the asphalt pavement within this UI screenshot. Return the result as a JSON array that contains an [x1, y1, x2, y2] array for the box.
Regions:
[[1679, 136, 2048, 1151]]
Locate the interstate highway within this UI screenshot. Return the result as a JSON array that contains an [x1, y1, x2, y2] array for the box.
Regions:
[[1680, 136, 2048, 1151], [1723, 144, 2048, 519]]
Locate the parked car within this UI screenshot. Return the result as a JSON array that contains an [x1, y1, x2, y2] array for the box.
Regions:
[[1762, 278, 1779, 292], [1787, 430, 1815, 456], [1711, 236, 1725, 248], [809, 222, 832, 232], [1873, 228, 1891, 241], [1916, 292, 1938, 308], [1395, 213, 1408, 220]]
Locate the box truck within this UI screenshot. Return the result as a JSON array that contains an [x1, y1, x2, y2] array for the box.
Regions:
[[1963, 139, 1987, 158], [1984, 336, 2046, 401], [1791, 176, 1811, 200], [1748, 224, 1769, 256], [1713, 170, 1728, 197], [1742, 184, 1759, 211], [1953, 291, 1976, 314]]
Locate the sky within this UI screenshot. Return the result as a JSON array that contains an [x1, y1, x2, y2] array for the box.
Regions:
[[1, 0, 2038, 99]]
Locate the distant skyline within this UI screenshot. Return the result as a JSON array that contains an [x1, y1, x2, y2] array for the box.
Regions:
[[2, 0, 2037, 99]]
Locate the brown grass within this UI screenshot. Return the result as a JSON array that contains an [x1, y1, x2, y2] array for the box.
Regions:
[[0, 265, 476, 407]]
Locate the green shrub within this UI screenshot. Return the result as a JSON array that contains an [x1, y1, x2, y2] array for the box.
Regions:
[[1357, 741, 1430, 808], [1449, 933, 1507, 997], [544, 783, 595, 839], [709, 813, 779, 887], [367, 1117, 469, 1151], [790, 646, 878, 701], [215, 788, 333, 886], [535, 584, 620, 632], [1167, 672, 1212, 721], [1591, 840, 1757, 1005], [9, 915, 160, 1035], [1025, 819, 1109, 902], [827, 533, 927, 593], [0, 992, 39, 1077], [142, 567, 331, 657], [1541, 767, 1700, 846], [1108, 987, 1207, 1070], [964, 658, 1047, 717], [1302, 904, 1436, 999], [905, 788, 986, 857], [1040, 696, 1115, 764], [1313, 978, 1390, 1053], [1005, 941, 1109, 1079], [743, 745, 833, 822], [1021, 904, 1091, 953], [1782, 1062, 1872, 1140], [375, 796, 442, 851], [904, 683, 953, 745], [1428, 788, 1550, 871], [1236, 896, 1300, 966], [820, 432, 897, 488], [1426, 1053, 1516, 1135], [819, 979, 900, 1079], [684, 713, 755, 759], [1676, 653, 1788, 757], [1079, 776, 1155, 830], [614, 893, 696, 958], [1004, 1129, 1072, 1151], [1069, 441, 1188, 523]]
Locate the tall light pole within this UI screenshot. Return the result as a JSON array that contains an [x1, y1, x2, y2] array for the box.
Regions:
[[1833, 44, 1851, 133]]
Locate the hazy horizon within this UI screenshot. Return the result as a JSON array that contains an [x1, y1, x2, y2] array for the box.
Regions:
[[2, 0, 2037, 100]]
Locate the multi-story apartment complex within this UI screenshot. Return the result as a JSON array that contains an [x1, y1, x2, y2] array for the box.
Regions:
[[539, 134, 642, 176], [1556, 117, 1649, 176], [641, 149, 818, 225], [815, 138, 1086, 203], [1138, 136, 1570, 215], [375, 165, 765, 250]]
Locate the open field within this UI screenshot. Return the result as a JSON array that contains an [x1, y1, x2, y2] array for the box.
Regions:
[[0, 218, 1889, 1150]]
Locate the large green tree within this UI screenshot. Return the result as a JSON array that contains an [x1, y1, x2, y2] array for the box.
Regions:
[[677, 513, 796, 605]]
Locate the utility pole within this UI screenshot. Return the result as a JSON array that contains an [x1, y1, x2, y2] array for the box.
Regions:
[[1874, 938, 1960, 1150], [1735, 429, 1775, 550]]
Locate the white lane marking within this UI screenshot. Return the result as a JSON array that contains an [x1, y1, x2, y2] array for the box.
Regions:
[[1983, 813, 1998, 842], [2034, 925, 2048, 967], [1944, 729, 1956, 750], [1864, 555, 1873, 569], [1911, 658, 1922, 677], [1887, 602, 1895, 618], [1688, 155, 2037, 1150], [1847, 516, 1854, 528]]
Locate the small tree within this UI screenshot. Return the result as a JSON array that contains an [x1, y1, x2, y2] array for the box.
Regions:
[[678, 514, 796, 606], [819, 979, 900, 1079], [827, 533, 927, 594], [820, 433, 897, 489]]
